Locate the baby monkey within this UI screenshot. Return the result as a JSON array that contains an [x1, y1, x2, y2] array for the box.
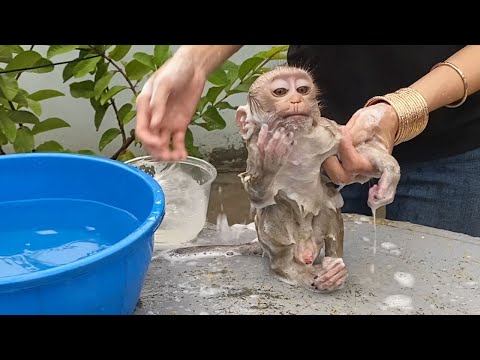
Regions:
[[235, 66, 400, 292], [165, 66, 400, 293]]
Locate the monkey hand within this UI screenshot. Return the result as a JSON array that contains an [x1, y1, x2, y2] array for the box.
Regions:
[[135, 54, 207, 161], [322, 103, 399, 184], [257, 124, 295, 173], [311, 257, 348, 292]]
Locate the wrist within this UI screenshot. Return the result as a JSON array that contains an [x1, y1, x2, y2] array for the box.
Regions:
[[175, 45, 242, 77], [364, 88, 429, 146]]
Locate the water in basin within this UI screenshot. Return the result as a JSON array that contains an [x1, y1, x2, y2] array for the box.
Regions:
[[0, 198, 141, 278]]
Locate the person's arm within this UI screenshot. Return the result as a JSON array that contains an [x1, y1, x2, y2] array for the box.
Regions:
[[411, 45, 480, 112], [323, 45, 480, 184], [174, 45, 243, 76], [135, 45, 243, 161]]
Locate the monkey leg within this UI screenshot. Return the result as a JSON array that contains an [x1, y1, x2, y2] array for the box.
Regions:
[[255, 204, 335, 293], [310, 208, 348, 292]]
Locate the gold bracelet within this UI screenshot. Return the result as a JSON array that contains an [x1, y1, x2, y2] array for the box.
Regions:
[[364, 88, 429, 146], [430, 61, 468, 108]]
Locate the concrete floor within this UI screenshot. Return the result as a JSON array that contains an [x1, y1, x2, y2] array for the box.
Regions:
[[136, 215, 480, 315], [135, 173, 480, 315]]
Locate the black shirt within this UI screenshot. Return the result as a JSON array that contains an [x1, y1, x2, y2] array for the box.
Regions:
[[287, 45, 480, 164]]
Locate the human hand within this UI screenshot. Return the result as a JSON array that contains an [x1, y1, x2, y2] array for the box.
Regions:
[[323, 102, 399, 184], [135, 53, 207, 161]]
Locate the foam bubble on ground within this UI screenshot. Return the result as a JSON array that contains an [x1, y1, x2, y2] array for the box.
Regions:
[[380, 295, 414, 313], [394, 272, 415, 288], [381, 242, 398, 250]]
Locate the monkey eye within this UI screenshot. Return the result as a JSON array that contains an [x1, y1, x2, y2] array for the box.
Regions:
[[273, 88, 288, 96], [297, 86, 310, 95]]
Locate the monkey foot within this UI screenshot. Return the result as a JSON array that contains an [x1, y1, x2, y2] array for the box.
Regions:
[[310, 257, 348, 292]]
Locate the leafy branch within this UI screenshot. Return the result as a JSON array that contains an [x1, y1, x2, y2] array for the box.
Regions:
[[0, 45, 288, 160]]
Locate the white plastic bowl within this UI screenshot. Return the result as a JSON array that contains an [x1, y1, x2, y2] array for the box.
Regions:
[[126, 156, 217, 248]]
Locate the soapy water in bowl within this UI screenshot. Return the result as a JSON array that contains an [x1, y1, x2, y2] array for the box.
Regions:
[[152, 164, 208, 247], [0, 198, 140, 278]]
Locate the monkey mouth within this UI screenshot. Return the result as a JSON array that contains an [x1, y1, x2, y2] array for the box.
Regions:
[[282, 112, 309, 119]]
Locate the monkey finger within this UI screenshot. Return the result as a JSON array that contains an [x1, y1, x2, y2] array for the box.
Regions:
[[319, 269, 347, 290], [319, 271, 348, 291]]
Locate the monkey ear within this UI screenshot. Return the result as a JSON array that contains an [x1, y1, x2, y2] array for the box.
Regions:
[[235, 104, 254, 140]]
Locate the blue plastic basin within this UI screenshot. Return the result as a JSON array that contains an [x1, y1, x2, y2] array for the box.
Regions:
[[0, 153, 165, 315]]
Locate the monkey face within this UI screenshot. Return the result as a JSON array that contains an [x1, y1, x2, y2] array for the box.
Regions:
[[247, 67, 320, 131]]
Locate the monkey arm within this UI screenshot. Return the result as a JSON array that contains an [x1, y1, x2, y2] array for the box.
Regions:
[[239, 171, 277, 208]]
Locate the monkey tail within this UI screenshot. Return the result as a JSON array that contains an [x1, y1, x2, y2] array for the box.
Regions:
[[159, 240, 263, 262]]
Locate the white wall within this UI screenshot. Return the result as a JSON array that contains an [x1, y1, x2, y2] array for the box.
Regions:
[[6, 45, 275, 158]]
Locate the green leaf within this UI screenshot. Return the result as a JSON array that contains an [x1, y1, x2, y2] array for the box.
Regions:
[[206, 86, 224, 104], [78, 149, 97, 156], [117, 149, 136, 162], [0, 75, 19, 100], [6, 45, 24, 54], [125, 60, 151, 81], [0, 97, 9, 108], [12, 92, 28, 107], [215, 101, 237, 110], [226, 67, 239, 86], [72, 55, 101, 78], [9, 110, 39, 124], [90, 98, 109, 131], [221, 60, 238, 72], [32, 118, 70, 135], [133, 52, 155, 70], [117, 103, 132, 121], [69, 80, 94, 99], [109, 45, 131, 61], [63, 61, 76, 82], [153, 45, 171, 67], [99, 128, 121, 151], [30, 58, 54, 74], [94, 71, 115, 100], [196, 97, 208, 114], [185, 128, 201, 158], [5, 51, 42, 72], [26, 98, 42, 116], [100, 85, 128, 106], [238, 57, 263, 80], [207, 69, 228, 86], [254, 45, 289, 60], [36, 140, 64, 152], [28, 89, 64, 101], [0, 129, 7, 145], [123, 111, 136, 125], [47, 45, 78, 59], [95, 62, 110, 81], [0, 111, 17, 143], [201, 106, 226, 130], [0, 46, 12, 63], [95, 106, 108, 131], [13, 126, 34, 153], [227, 75, 259, 95]]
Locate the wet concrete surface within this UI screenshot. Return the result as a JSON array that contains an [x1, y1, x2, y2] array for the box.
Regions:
[[134, 214, 480, 315]]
